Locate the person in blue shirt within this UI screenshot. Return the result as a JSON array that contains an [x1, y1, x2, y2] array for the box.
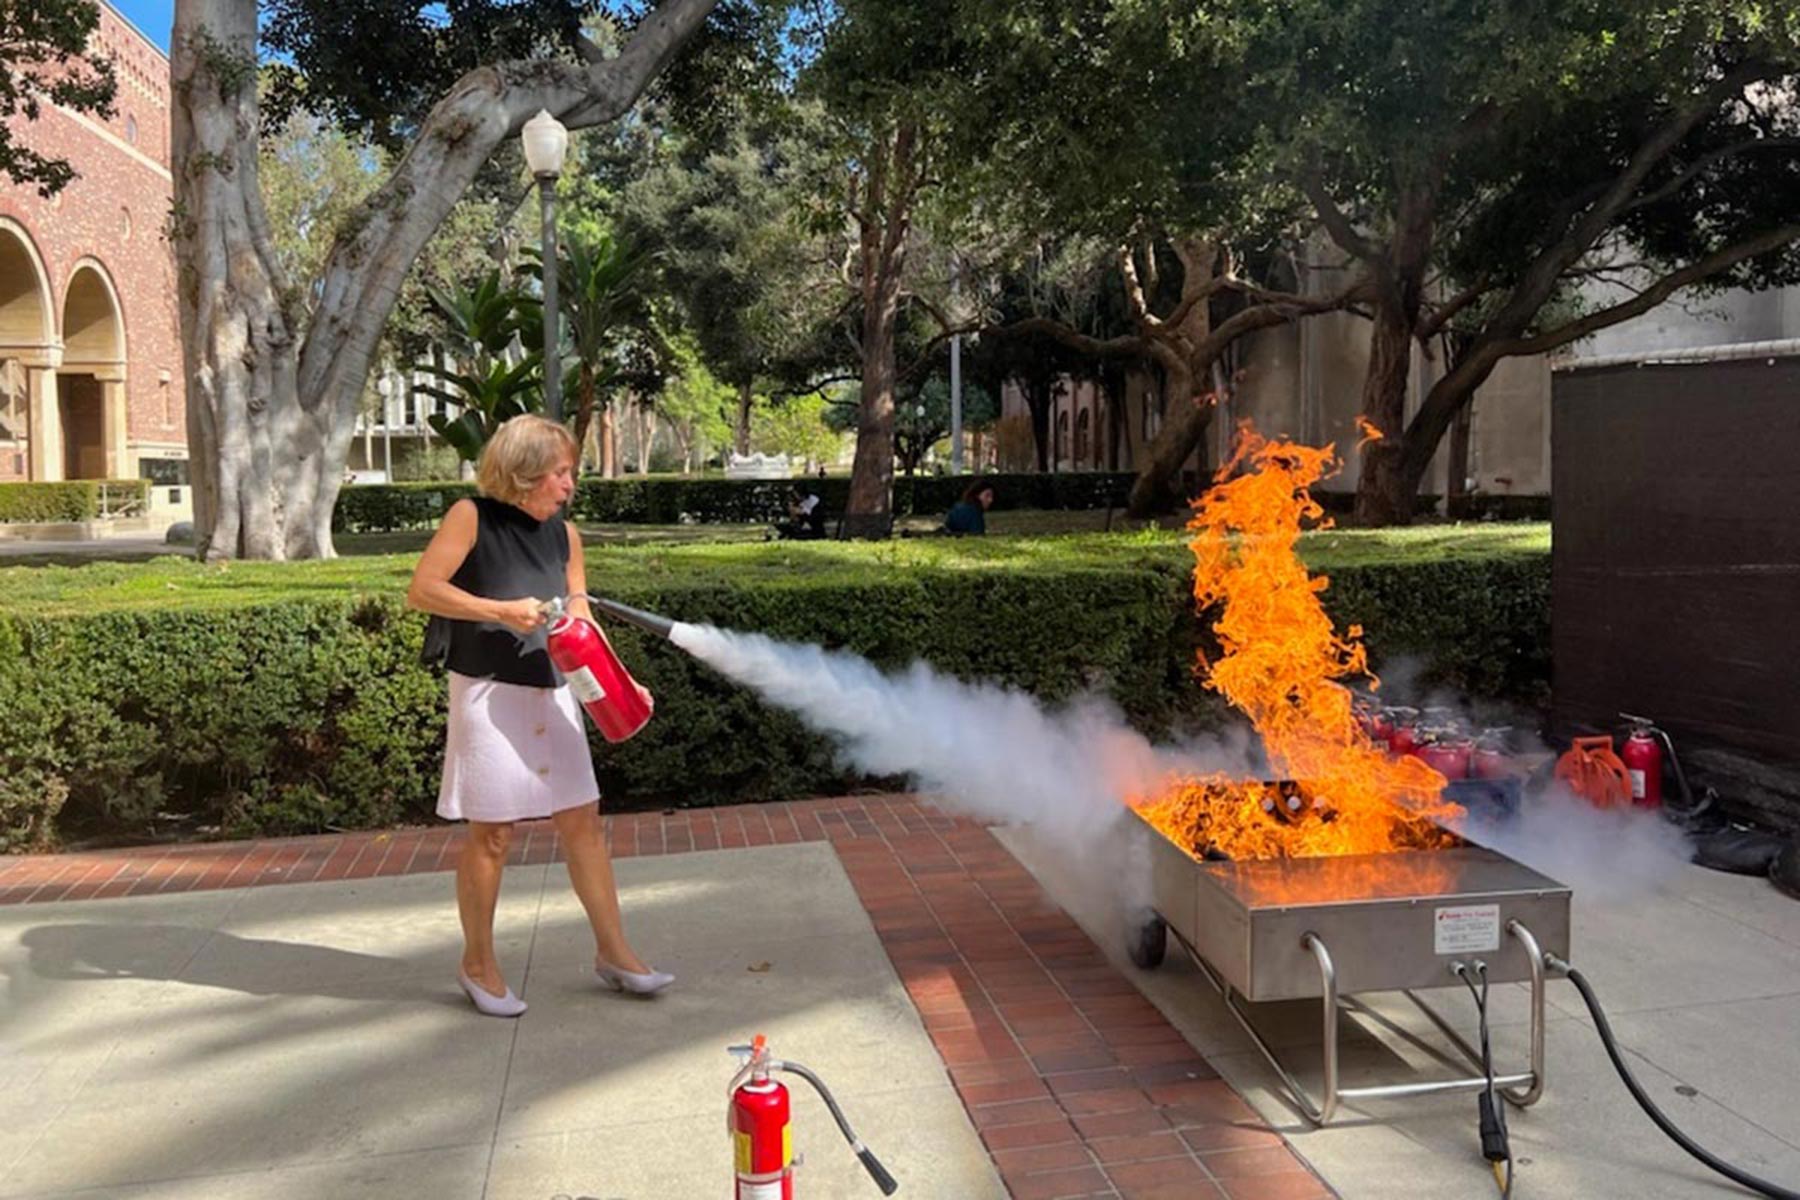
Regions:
[[944, 482, 995, 535]]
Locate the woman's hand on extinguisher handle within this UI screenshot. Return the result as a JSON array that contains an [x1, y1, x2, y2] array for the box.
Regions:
[[491, 597, 547, 636]]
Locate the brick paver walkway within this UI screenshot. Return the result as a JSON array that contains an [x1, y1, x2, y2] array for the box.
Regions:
[[0, 795, 1331, 1200]]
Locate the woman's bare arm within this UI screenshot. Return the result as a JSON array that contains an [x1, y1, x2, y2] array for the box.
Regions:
[[407, 499, 543, 635]]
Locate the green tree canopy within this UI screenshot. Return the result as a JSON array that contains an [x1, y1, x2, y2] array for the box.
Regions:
[[0, 0, 117, 196]]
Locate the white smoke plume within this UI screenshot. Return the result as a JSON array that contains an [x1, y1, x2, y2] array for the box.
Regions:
[[669, 623, 1241, 840], [669, 622, 1690, 908]]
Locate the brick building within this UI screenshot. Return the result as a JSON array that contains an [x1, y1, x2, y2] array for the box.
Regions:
[[0, 2, 187, 511]]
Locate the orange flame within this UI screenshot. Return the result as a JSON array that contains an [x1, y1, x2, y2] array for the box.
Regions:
[[1133, 425, 1461, 862]]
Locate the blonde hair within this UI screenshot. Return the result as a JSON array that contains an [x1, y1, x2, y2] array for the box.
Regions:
[[476, 415, 579, 505]]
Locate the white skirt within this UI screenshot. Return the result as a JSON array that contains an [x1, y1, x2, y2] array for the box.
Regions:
[[437, 671, 600, 823]]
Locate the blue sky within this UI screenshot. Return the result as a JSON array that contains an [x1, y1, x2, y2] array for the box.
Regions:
[[111, 0, 174, 52]]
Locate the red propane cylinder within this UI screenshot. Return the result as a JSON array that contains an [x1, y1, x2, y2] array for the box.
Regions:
[[544, 613, 653, 743], [1619, 718, 1664, 809]]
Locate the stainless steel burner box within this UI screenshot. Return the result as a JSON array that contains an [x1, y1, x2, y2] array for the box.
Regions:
[[1135, 812, 1572, 1002]]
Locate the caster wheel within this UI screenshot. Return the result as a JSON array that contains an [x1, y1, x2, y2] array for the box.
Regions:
[[1128, 912, 1167, 970]]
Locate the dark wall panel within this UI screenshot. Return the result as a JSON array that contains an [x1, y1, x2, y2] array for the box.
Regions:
[[1552, 358, 1800, 788]]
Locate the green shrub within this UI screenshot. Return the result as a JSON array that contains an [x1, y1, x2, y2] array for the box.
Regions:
[[0, 534, 1550, 849], [334, 481, 478, 532], [0, 480, 149, 523], [334, 472, 1140, 532]]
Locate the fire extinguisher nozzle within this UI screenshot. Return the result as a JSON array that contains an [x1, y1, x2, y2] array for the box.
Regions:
[[588, 595, 676, 640], [858, 1147, 899, 1195]]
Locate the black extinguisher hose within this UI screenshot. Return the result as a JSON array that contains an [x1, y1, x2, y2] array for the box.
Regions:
[[775, 1059, 899, 1195], [1547, 955, 1799, 1200]]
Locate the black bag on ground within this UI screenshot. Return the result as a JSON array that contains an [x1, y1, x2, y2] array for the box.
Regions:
[[1691, 826, 1788, 875], [1770, 839, 1800, 900]]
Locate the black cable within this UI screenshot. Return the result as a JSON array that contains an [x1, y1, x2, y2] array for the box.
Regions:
[[1458, 962, 1514, 1198], [1556, 961, 1800, 1200]]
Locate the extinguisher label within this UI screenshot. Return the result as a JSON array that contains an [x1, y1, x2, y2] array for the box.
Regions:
[[565, 666, 606, 703], [734, 1131, 752, 1175], [738, 1183, 782, 1200], [1629, 769, 1646, 800]]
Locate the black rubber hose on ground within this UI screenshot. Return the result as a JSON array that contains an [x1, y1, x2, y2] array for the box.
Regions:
[[1551, 958, 1799, 1200]]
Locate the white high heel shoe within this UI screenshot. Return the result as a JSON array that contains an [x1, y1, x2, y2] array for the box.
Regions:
[[459, 970, 528, 1017], [595, 960, 675, 995]]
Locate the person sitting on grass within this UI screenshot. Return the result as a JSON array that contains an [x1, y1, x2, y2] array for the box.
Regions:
[[771, 487, 827, 540], [943, 481, 995, 536]]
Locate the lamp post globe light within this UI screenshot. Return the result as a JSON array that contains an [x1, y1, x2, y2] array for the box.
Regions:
[[522, 110, 568, 423]]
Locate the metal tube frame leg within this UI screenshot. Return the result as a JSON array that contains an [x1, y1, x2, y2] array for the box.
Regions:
[[1179, 926, 1342, 1124], [1173, 920, 1550, 1126], [1399, 919, 1548, 1107]]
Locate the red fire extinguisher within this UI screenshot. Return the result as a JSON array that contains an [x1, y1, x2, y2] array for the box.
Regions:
[[1386, 707, 1422, 758], [1619, 713, 1665, 810], [1419, 734, 1473, 781], [539, 597, 654, 743], [1471, 728, 1514, 779], [728, 1035, 898, 1198]]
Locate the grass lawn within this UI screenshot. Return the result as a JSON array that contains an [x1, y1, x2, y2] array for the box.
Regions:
[[2, 516, 1548, 618]]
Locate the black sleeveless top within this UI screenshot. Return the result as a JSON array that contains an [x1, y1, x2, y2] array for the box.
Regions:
[[422, 497, 570, 688]]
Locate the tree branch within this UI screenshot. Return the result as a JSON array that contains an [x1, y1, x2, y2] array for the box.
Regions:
[[1622, 136, 1800, 216], [1302, 170, 1381, 263], [573, 32, 608, 65], [1485, 58, 1786, 337], [1415, 277, 1492, 342], [1493, 223, 1800, 357]]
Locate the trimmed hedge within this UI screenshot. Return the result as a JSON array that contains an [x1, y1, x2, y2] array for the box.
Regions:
[[0, 480, 150, 524], [0, 536, 1549, 851], [333, 471, 1139, 532]]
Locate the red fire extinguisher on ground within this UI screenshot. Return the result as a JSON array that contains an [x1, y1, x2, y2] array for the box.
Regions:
[[1386, 707, 1422, 758], [539, 597, 654, 742], [728, 1035, 898, 1198], [1471, 728, 1514, 779], [1619, 713, 1666, 810], [1419, 734, 1473, 781]]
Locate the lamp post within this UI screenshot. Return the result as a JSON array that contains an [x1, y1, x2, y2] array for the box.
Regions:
[[522, 109, 569, 423], [375, 373, 393, 482], [949, 258, 963, 475]]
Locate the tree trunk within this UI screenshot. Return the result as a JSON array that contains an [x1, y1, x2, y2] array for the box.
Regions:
[[842, 122, 920, 540], [572, 364, 597, 461], [170, 0, 718, 558], [1446, 401, 1473, 518], [1123, 357, 1204, 515], [734, 380, 752, 456], [1022, 375, 1053, 473], [171, 0, 307, 559], [1348, 184, 1438, 526], [599, 399, 617, 477], [1124, 238, 1220, 517], [1351, 301, 1416, 525], [843, 294, 900, 538]]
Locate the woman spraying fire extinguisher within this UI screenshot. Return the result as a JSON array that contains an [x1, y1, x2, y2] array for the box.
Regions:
[[408, 415, 672, 1018]]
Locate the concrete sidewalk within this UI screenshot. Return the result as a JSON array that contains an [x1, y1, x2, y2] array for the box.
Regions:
[[0, 797, 1333, 1200], [1001, 825, 1800, 1200], [1, 843, 1002, 1199]]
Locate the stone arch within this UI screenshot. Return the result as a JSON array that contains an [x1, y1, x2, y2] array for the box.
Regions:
[[0, 218, 54, 348], [0, 218, 55, 471], [57, 258, 128, 479], [62, 259, 126, 369]]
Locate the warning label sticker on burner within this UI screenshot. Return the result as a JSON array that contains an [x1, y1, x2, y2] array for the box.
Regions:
[[1434, 903, 1501, 955]]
